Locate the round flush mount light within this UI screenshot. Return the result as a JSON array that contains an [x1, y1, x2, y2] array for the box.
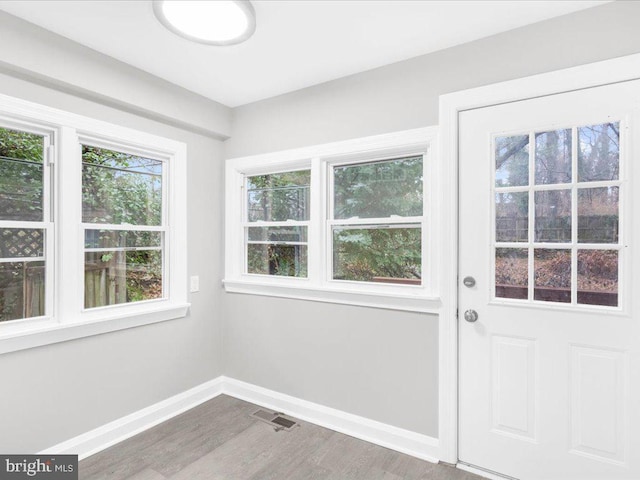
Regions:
[[153, 0, 256, 46]]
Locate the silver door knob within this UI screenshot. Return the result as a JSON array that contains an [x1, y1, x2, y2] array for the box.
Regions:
[[463, 276, 476, 288], [464, 309, 478, 323]]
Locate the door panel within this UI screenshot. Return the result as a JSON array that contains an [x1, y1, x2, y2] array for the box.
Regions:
[[458, 80, 640, 480]]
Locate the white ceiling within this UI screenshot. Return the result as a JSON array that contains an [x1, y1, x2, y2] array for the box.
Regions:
[[0, 0, 609, 107]]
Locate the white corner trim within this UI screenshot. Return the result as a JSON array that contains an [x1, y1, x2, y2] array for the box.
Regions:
[[40, 377, 224, 460], [40, 376, 439, 464], [220, 376, 440, 463]]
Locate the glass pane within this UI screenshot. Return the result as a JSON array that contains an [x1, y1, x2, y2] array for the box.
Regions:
[[534, 249, 571, 303], [0, 127, 44, 221], [578, 122, 619, 182], [495, 135, 529, 187], [82, 145, 163, 225], [332, 226, 421, 284], [247, 226, 307, 243], [535, 129, 572, 185], [0, 261, 45, 322], [333, 156, 422, 219], [84, 230, 162, 249], [0, 228, 44, 258], [247, 170, 310, 222], [247, 244, 307, 277], [495, 248, 528, 300], [535, 190, 571, 242], [577, 250, 618, 306], [496, 192, 528, 242], [84, 250, 162, 308], [578, 187, 619, 244]]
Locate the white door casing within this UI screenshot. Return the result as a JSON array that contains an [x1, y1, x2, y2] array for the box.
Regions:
[[457, 81, 640, 480]]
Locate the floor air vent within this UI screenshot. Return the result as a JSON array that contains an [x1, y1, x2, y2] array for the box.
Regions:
[[251, 409, 299, 431]]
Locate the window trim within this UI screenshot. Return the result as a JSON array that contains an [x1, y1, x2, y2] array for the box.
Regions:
[[0, 93, 189, 355], [224, 127, 440, 313]]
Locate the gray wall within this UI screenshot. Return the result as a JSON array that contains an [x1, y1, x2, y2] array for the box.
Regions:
[[0, 10, 231, 139], [0, 75, 225, 451], [223, 0, 640, 438]]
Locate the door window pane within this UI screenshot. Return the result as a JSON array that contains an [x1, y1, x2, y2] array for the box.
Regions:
[[535, 129, 572, 185], [534, 249, 571, 303], [495, 248, 528, 299], [578, 187, 618, 244], [577, 250, 618, 306], [82, 145, 163, 225], [493, 121, 621, 308], [535, 190, 571, 242], [247, 170, 310, 222], [332, 226, 421, 284], [0, 127, 44, 222], [495, 135, 529, 187], [578, 123, 619, 182], [333, 156, 423, 219], [496, 192, 528, 242]]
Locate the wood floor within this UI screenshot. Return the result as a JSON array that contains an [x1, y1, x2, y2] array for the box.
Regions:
[[80, 395, 484, 480]]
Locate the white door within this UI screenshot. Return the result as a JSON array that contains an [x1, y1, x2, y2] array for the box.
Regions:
[[459, 80, 640, 480]]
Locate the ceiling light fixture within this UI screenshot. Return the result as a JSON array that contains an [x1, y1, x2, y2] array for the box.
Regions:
[[153, 0, 256, 46]]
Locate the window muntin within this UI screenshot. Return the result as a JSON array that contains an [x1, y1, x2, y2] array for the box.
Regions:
[[81, 145, 165, 309], [245, 170, 310, 278], [330, 156, 424, 286], [0, 126, 50, 323], [493, 121, 621, 308]]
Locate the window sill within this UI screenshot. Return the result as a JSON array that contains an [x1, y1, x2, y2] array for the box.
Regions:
[[222, 279, 441, 313], [0, 303, 190, 355]]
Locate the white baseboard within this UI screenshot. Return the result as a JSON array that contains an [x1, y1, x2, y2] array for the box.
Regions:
[[40, 375, 439, 464], [39, 377, 224, 460], [221, 376, 440, 463]]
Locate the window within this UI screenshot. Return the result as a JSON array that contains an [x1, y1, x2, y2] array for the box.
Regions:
[[0, 95, 188, 354], [331, 156, 423, 285], [0, 125, 52, 322], [82, 145, 165, 308], [494, 122, 621, 307], [245, 170, 310, 277], [225, 128, 438, 312]]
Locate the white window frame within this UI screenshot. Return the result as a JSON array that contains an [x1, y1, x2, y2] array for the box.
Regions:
[[224, 127, 440, 313], [0, 93, 188, 355]]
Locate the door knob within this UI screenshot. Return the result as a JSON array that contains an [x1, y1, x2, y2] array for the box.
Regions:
[[463, 309, 478, 323], [463, 276, 476, 288]]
